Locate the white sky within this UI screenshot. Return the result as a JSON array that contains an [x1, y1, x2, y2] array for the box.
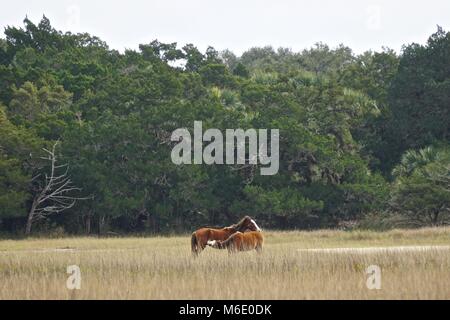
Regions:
[[1, 0, 450, 55]]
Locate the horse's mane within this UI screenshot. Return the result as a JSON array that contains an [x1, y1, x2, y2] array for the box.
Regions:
[[230, 216, 251, 232]]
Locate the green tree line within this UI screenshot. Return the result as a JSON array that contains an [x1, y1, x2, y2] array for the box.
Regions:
[[0, 17, 449, 235]]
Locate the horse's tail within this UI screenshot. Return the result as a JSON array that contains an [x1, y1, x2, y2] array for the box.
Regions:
[[191, 232, 198, 255], [256, 232, 264, 252]]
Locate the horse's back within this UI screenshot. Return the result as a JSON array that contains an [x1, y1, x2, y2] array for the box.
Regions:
[[195, 227, 232, 241], [246, 231, 263, 240]]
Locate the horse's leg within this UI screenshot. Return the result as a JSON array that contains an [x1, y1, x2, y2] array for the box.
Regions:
[[226, 240, 235, 255], [255, 243, 263, 254], [192, 234, 207, 257], [196, 238, 207, 255], [193, 244, 203, 257]]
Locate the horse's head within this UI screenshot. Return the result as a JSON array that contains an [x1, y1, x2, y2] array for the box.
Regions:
[[240, 216, 262, 232]]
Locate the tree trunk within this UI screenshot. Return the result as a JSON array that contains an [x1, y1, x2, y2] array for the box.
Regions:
[[98, 215, 104, 235], [433, 211, 439, 226], [85, 212, 92, 235], [25, 199, 39, 235], [25, 214, 33, 235]]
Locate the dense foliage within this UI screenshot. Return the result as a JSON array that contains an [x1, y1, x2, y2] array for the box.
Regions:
[[0, 17, 449, 235]]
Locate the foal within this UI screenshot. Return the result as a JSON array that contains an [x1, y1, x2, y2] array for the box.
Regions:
[[207, 230, 263, 254]]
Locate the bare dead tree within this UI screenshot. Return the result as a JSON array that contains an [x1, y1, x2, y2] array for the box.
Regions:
[[25, 142, 88, 235]]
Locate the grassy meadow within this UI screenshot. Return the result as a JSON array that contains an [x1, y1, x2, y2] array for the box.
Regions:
[[0, 228, 449, 299]]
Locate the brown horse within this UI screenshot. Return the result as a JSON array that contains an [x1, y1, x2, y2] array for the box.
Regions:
[[207, 230, 263, 254], [191, 216, 260, 256]]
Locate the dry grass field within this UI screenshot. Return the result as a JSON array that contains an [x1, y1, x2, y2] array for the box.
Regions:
[[0, 228, 449, 300]]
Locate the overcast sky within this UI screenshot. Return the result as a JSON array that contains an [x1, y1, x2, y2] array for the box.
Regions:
[[1, 0, 450, 55]]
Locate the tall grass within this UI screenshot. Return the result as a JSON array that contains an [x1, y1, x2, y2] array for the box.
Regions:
[[0, 228, 449, 299]]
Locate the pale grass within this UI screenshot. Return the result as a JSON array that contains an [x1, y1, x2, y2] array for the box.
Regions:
[[0, 228, 449, 299]]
